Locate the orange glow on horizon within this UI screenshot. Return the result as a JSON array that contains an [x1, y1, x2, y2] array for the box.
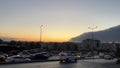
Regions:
[[0, 33, 70, 42], [18, 37, 69, 42], [0, 30, 80, 42]]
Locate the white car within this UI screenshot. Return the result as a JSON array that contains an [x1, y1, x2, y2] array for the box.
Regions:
[[18, 52, 31, 58], [59, 52, 77, 63], [99, 53, 104, 58], [104, 55, 113, 60], [6, 55, 31, 62]]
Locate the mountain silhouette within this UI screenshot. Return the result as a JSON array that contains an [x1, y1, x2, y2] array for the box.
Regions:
[[0, 37, 17, 41], [70, 25, 120, 42]]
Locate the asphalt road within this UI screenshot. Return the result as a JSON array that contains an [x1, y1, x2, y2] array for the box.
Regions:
[[0, 59, 119, 68]]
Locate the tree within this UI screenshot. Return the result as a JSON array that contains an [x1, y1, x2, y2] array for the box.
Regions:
[[9, 40, 17, 46], [116, 44, 120, 63], [29, 42, 35, 49], [116, 44, 120, 58], [53, 43, 60, 51], [0, 39, 3, 44], [66, 45, 70, 51], [74, 45, 78, 51], [36, 42, 41, 48]]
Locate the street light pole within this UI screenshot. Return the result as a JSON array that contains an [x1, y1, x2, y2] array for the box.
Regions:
[[88, 26, 97, 59], [40, 25, 43, 48]]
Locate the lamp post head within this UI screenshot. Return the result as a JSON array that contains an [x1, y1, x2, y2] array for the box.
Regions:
[[40, 25, 43, 28], [88, 26, 97, 30]]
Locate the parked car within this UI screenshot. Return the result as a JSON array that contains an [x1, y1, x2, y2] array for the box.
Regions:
[[0, 55, 6, 61], [10, 50, 18, 56], [39, 52, 52, 57], [99, 53, 104, 58], [0, 52, 8, 61], [18, 51, 31, 58], [59, 52, 77, 63], [0, 52, 8, 58], [31, 53, 49, 60], [5, 55, 31, 62], [74, 53, 81, 59], [104, 55, 113, 60]]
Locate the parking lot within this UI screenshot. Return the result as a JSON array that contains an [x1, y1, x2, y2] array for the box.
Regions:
[[0, 59, 119, 68]]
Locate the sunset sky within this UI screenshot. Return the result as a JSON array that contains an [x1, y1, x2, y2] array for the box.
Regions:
[[0, 0, 120, 42]]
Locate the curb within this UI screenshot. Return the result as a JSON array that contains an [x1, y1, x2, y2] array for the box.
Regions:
[[0, 59, 60, 65]]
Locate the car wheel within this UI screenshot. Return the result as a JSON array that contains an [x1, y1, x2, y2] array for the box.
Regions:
[[65, 58, 69, 62], [25, 60, 28, 62], [60, 60, 63, 63], [74, 59, 77, 62]]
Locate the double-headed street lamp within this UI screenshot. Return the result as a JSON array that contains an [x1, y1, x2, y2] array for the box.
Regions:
[[88, 26, 97, 40], [88, 26, 97, 59]]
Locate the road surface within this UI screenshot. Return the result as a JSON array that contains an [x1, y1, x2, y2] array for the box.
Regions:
[[0, 59, 119, 68]]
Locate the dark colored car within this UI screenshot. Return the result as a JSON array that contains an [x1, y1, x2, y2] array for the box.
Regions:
[[0, 55, 5, 61], [0, 52, 8, 61], [31, 53, 49, 60]]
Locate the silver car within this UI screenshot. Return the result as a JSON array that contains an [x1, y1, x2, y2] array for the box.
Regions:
[[6, 55, 31, 62], [59, 52, 77, 63]]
